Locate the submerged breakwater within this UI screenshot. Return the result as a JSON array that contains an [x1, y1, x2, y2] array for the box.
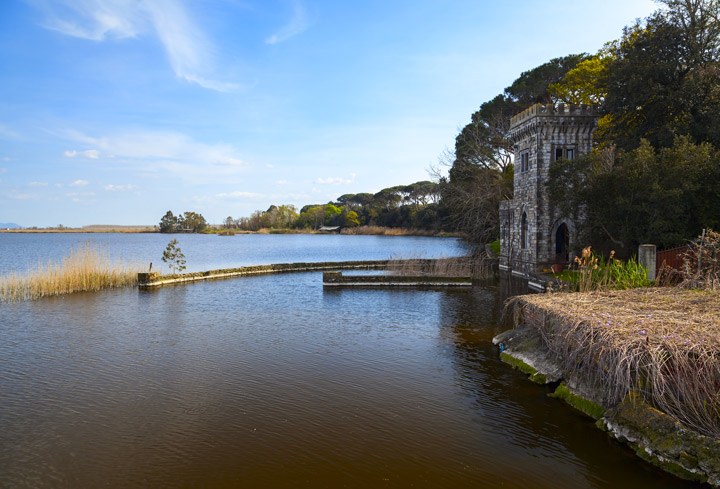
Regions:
[[137, 260, 390, 287]]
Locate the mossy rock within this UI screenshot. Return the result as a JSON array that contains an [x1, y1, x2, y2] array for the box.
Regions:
[[500, 351, 537, 377], [549, 383, 605, 420], [633, 444, 708, 484]]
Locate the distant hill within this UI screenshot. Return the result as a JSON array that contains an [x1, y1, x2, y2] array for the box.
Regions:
[[0, 223, 21, 229]]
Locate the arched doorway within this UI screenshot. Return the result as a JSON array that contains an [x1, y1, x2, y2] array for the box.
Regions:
[[555, 223, 569, 262]]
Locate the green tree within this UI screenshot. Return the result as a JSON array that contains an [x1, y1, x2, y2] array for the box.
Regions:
[[159, 210, 178, 233], [548, 136, 720, 251], [162, 239, 187, 274], [600, 4, 720, 150], [178, 211, 207, 233]]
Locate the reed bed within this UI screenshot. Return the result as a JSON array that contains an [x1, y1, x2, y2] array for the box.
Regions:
[[387, 249, 495, 279], [509, 287, 720, 437], [340, 226, 436, 236], [0, 242, 143, 302]]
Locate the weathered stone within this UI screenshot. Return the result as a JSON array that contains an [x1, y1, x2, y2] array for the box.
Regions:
[[499, 104, 598, 276]]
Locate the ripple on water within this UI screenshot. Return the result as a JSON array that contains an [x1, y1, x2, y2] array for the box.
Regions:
[[0, 273, 703, 489]]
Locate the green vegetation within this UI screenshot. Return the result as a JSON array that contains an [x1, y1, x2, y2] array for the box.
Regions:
[[554, 247, 651, 291], [217, 181, 445, 234], [0, 241, 142, 302], [162, 239, 186, 274], [159, 210, 207, 233]]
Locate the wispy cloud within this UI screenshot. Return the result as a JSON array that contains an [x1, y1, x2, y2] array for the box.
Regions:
[[64, 149, 100, 159], [265, 0, 309, 45], [31, 0, 237, 91], [216, 191, 260, 199], [316, 173, 356, 185], [62, 129, 248, 183], [104, 184, 138, 191], [69, 179, 89, 187], [0, 124, 22, 140]]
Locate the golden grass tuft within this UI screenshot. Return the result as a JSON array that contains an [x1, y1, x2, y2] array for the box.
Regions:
[[0, 241, 143, 302], [509, 287, 720, 437]]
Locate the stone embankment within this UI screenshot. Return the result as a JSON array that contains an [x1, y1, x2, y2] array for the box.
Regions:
[[322, 271, 471, 287], [138, 260, 390, 288], [494, 291, 720, 486]]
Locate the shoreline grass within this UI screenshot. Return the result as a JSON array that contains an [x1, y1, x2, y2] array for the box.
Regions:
[[509, 288, 720, 437], [0, 241, 144, 302]]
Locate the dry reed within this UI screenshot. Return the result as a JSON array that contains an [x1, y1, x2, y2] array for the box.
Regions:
[[680, 228, 720, 290], [340, 226, 436, 236], [509, 288, 720, 437], [0, 241, 143, 302]]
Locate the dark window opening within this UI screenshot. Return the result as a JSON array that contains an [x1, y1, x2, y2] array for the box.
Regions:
[[521, 212, 528, 249]]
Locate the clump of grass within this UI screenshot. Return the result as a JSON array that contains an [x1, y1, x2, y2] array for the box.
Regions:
[[0, 241, 143, 302], [567, 246, 650, 291], [508, 288, 720, 437], [387, 248, 495, 279]]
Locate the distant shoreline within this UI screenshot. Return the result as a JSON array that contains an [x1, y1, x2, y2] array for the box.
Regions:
[[0, 226, 464, 238]]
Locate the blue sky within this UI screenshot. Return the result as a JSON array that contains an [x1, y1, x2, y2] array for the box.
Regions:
[[1, 0, 658, 227]]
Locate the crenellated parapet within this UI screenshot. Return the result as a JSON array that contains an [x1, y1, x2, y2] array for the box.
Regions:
[[509, 104, 599, 142]]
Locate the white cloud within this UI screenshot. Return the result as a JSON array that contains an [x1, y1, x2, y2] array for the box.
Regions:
[[265, 0, 309, 45], [64, 149, 100, 159], [31, 0, 237, 92], [104, 184, 138, 191], [29, 181, 48, 186], [69, 179, 89, 187], [63, 129, 248, 183], [216, 191, 260, 199], [316, 173, 356, 185]]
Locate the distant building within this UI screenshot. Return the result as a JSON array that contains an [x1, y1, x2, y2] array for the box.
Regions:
[[499, 104, 598, 277]]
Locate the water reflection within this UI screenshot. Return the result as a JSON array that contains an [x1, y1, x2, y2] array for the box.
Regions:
[[0, 273, 702, 488]]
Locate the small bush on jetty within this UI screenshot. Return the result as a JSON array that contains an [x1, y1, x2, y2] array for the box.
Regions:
[[508, 288, 720, 437], [0, 241, 142, 302]]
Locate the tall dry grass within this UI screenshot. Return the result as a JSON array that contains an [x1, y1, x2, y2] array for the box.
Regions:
[[509, 288, 720, 437], [0, 241, 143, 302], [680, 228, 720, 290], [340, 226, 436, 236]]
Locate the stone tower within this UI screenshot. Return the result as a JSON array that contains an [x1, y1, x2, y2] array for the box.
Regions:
[[499, 104, 598, 276]]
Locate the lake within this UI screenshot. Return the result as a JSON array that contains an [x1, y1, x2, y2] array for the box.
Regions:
[[0, 234, 700, 488], [0, 232, 471, 274]]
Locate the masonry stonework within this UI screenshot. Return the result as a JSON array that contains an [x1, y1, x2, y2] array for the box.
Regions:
[[499, 104, 598, 276]]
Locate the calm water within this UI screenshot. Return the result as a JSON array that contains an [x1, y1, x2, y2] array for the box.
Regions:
[[0, 233, 470, 274], [0, 235, 701, 488]]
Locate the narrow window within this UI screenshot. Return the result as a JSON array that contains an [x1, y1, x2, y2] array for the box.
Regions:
[[555, 148, 563, 161], [566, 149, 574, 160], [521, 153, 529, 172], [521, 212, 528, 249]]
